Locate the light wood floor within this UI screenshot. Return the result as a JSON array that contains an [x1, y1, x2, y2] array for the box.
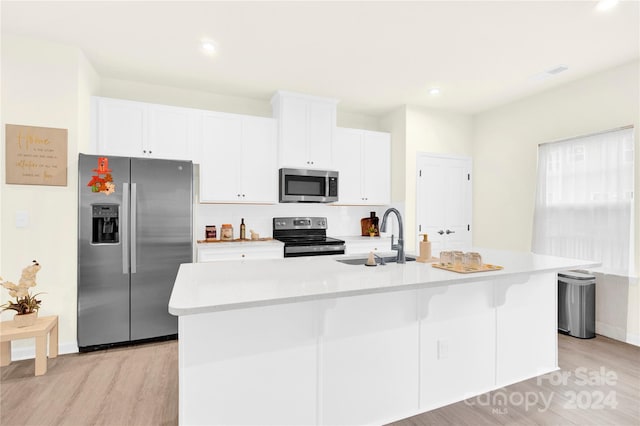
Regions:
[[1, 334, 638, 425]]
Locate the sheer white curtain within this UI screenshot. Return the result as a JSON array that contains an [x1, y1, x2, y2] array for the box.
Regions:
[[532, 127, 635, 275]]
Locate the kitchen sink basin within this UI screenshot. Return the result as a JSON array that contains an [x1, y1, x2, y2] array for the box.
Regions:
[[336, 255, 417, 265]]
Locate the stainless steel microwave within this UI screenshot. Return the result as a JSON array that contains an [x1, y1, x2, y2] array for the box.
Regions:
[[279, 168, 339, 203]]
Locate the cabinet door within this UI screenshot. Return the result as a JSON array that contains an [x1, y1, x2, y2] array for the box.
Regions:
[[322, 290, 419, 425], [307, 101, 334, 168], [148, 105, 194, 160], [241, 116, 277, 203], [198, 245, 283, 262], [333, 128, 363, 204], [278, 97, 308, 168], [418, 282, 495, 411], [199, 113, 242, 202], [362, 131, 391, 205], [94, 97, 147, 157]]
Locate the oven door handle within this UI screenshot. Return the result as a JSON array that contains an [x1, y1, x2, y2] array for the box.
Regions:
[[285, 244, 345, 255]]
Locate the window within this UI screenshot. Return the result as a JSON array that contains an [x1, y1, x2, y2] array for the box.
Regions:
[[532, 127, 635, 275]]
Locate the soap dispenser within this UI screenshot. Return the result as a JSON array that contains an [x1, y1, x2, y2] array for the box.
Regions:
[[417, 233, 432, 263]]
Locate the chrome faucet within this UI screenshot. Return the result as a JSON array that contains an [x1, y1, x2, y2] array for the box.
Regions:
[[380, 208, 405, 264]]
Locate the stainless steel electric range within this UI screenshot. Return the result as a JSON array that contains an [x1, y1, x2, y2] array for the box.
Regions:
[[273, 217, 345, 258]]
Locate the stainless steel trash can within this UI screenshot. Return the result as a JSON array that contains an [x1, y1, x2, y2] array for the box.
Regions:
[[558, 271, 596, 339]]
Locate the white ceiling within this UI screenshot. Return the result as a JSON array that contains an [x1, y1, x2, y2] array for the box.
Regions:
[[2, 1, 639, 116]]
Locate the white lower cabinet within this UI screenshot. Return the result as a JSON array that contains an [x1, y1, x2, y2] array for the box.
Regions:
[[199, 112, 277, 203], [179, 302, 318, 426], [178, 273, 558, 425], [197, 242, 283, 261], [418, 281, 496, 411], [321, 291, 419, 425], [495, 273, 557, 386], [343, 236, 390, 255]]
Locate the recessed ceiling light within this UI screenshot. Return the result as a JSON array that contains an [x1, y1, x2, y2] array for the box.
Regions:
[[428, 87, 441, 96], [201, 39, 216, 55], [596, 0, 619, 11]]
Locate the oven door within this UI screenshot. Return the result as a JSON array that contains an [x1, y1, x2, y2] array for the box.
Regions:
[[279, 168, 338, 203], [284, 243, 346, 257]]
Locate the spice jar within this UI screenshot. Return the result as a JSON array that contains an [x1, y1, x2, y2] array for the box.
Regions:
[[205, 225, 217, 240], [220, 224, 233, 241]]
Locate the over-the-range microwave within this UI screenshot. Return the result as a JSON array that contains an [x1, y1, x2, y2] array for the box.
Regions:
[[279, 168, 339, 203]]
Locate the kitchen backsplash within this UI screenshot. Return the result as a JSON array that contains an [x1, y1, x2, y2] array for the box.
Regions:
[[196, 203, 404, 240]]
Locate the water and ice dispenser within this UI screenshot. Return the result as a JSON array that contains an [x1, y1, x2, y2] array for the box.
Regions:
[[92, 204, 119, 244]]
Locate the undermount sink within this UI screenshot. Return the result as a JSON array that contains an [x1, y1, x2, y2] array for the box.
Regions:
[[336, 255, 417, 266]]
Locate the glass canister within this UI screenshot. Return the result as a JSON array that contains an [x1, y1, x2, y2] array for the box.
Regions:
[[220, 224, 233, 240], [439, 251, 453, 265], [452, 251, 464, 268], [464, 252, 483, 269]]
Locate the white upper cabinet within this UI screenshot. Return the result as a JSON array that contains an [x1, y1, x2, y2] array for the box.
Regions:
[[199, 112, 277, 204], [148, 104, 198, 160], [271, 91, 338, 169], [333, 127, 391, 205], [91, 96, 195, 161]]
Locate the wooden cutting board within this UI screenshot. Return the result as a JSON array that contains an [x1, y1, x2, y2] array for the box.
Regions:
[[197, 238, 274, 243], [432, 263, 503, 274]]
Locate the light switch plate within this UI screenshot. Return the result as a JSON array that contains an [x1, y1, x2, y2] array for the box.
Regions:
[[15, 210, 29, 228]]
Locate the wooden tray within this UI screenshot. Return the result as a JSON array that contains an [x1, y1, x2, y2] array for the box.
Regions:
[[197, 238, 274, 244], [432, 263, 503, 274]]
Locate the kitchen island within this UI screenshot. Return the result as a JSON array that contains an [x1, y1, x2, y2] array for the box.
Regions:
[[169, 249, 598, 426]]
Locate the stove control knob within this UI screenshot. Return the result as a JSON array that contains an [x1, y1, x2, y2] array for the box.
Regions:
[[319, 220, 326, 227]]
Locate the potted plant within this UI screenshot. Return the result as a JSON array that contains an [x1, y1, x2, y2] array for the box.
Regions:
[[368, 224, 377, 237], [1, 260, 43, 327]]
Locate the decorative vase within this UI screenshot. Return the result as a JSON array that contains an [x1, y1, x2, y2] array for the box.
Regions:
[[13, 311, 38, 328]]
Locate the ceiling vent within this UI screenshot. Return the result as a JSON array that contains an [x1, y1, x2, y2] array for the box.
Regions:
[[530, 64, 569, 82], [547, 65, 569, 75]]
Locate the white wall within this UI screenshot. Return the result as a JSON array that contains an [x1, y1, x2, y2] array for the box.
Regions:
[[402, 106, 474, 250], [1, 35, 100, 356], [100, 77, 381, 131], [473, 59, 640, 345]]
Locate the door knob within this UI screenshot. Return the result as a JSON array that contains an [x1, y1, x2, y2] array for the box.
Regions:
[[446, 229, 455, 234]]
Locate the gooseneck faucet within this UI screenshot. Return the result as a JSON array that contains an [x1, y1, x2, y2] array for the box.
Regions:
[[380, 207, 405, 264]]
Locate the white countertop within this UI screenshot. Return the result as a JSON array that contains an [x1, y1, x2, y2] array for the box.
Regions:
[[169, 248, 599, 316]]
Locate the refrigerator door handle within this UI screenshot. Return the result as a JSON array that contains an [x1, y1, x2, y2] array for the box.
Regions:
[[131, 183, 137, 274], [122, 183, 130, 274]]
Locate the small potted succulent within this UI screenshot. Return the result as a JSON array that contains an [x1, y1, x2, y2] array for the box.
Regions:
[[368, 224, 377, 237], [1, 260, 43, 327]]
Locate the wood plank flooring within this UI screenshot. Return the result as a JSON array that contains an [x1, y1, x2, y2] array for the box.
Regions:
[[1, 334, 638, 425], [0, 340, 178, 426]]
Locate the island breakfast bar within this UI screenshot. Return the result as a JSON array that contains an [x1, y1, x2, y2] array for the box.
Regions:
[[169, 249, 599, 426]]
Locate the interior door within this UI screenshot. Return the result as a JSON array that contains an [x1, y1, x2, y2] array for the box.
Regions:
[[416, 154, 472, 255], [130, 157, 192, 341]]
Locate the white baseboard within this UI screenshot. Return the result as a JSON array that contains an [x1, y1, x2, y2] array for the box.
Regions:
[[10, 340, 78, 361], [595, 321, 626, 341], [626, 332, 640, 347], [596, 321, 640, 347]]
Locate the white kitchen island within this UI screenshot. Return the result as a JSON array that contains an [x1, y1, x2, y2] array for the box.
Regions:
[[169, 249, 598, 426]]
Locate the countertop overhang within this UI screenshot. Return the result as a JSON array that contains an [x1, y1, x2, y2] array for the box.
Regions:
[[168, 248, 600, 316]]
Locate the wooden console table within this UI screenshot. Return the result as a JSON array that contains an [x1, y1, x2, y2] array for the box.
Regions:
[[0, 315, 58, 376]]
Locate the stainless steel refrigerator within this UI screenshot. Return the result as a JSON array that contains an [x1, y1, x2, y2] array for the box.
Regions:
[[77, 154, 192, 351]]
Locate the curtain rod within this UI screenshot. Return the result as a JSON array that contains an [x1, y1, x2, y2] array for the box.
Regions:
[[538, 124, 634, 146]]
